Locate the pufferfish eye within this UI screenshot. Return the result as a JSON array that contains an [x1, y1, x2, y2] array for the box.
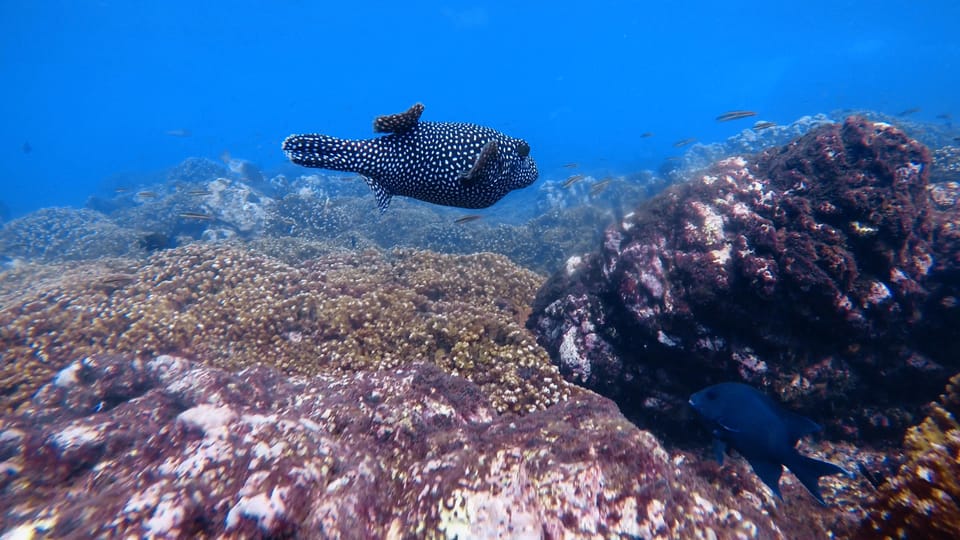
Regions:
[[517, 141, 530, 157]]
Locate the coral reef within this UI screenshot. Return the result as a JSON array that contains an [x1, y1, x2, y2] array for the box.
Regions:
[[855, 372, 960, 539], [0, 353, 863, 538], [0, 208, 141, 261], [261, 189, 625, 275], [930, 145, 960, 184], [669, 114, 836, 182], [108, 177, 276, 241], [0, 243, 564, 415], [166, 156, 228, 184], [199, 177, 275, 233], [529, 117, 958, 444]]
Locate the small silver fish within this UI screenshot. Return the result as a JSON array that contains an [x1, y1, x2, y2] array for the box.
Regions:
[[717, 110, 757, 122], [453, 214, 483, 224], [179, 212, 214, 221], [589, 179, 612, 196], [563, 174, 585, 188]]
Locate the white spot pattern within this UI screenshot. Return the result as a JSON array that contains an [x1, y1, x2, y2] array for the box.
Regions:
[[282, 118, 538, 211]]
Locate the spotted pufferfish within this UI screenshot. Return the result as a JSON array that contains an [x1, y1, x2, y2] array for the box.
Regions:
[[282, 103, 538, 212]]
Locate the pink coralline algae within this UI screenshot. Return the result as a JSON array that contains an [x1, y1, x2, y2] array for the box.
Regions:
[[0, 354, 827, 538], [529, 117, 958, 444]]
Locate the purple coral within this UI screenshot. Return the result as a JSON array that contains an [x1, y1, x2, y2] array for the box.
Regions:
[[0, 354, 813, 538]]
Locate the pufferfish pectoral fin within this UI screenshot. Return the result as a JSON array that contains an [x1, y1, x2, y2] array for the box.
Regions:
[[458, 140, 499, 188], [360, 175, 393, 213], [373, 103, 425, 134]]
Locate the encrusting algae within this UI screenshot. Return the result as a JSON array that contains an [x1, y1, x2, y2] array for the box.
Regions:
[[0, 242, 569, 416]]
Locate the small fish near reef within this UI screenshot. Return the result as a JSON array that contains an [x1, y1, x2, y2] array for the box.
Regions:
[[716, 110, 757, 122], [689, 382, 847, 505], [453, 214, 483, 225], [673, 138, 697, 148], [283, 103, 538, 212], [179, 212, 215, 221], [589, 178, 612, 196], [562, 174, 585, 188]]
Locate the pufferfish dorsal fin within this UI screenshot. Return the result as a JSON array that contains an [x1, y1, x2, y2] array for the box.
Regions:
[[459, 140, 499, 188], [373, 103, 425, 134]]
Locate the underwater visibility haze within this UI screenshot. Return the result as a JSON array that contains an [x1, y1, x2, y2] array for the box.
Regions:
[[2, 1, 960, 538], [1, 0, 958, 216]]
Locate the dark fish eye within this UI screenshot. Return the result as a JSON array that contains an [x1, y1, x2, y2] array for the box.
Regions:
[[517, 141, 530, 157], [706, 390, 717, 400]]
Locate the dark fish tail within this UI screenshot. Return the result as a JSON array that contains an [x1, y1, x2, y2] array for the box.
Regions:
[[282, 134, 374, 175], [786, 453, 847, 505]]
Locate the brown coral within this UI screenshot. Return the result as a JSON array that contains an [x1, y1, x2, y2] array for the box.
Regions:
[[856, 372, 960, 539], [0, 242, 567, 415]]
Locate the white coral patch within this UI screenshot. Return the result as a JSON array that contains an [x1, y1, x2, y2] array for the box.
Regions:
[[148, 355, 190, 379], [693, 493, 715, 515], [559, 327, 590, 382], [164, 438, 235, 478], [145, 496, 186, 535], [644, 499, 667, 533], [689, 201, 725, 245], [124, 482, 163, 514], [53, 361, 82, 387], [657, 331, 679, 348], [718, 156, 747, 168], [565, 255, 583, 276], [52, 425, 99, 450], [863, 281, 892, 306], [850, 221, 878, 235], [225, 488, 289, 531], [710, 244, 732, 266], [177, 404, 237, 436]]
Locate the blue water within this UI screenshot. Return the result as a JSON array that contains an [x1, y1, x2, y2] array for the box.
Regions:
[[1, 0, 958, 218]]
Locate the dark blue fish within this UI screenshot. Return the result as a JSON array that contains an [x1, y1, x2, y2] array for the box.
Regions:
[[282, 103, 538, 212], [689, 382, 847, 505]]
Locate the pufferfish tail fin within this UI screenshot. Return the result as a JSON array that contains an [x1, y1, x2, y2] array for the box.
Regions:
[[282, 134, 371, 174]]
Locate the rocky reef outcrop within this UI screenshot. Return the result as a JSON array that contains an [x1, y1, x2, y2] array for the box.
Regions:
[[0, 353, 865, 538], [529, 117, 959, 444]]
